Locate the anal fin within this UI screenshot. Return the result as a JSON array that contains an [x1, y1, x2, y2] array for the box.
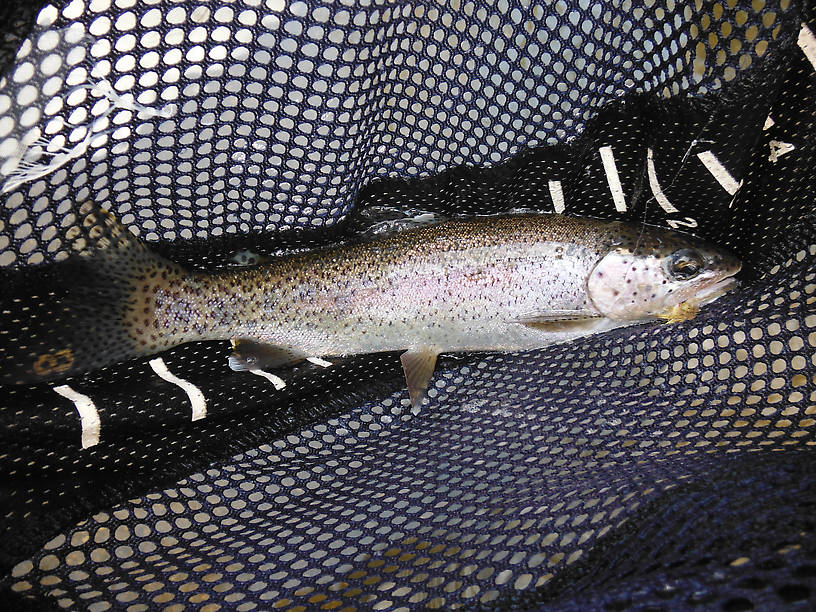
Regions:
[[400, 349, 439, 409], [229, 339, 308, 371]]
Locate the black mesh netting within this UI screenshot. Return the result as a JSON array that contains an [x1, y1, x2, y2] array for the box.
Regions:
[[0, 0, 815, 610]]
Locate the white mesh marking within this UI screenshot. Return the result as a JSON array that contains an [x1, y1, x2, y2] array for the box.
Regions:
[[768, 140, 795, 163], [307, 357, 333, 367], [646, 148, 679, 214], [548, 179, 565, 214], [149, 358, 207, 421], [249, 369, 286, 390], [53, 385, 101, 449], [599, 146, 627, 212], [798, 23, 816, 72], [697, 150, 741, 195]]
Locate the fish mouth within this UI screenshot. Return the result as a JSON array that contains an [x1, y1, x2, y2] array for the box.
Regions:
[[695, 276, 740, 306]]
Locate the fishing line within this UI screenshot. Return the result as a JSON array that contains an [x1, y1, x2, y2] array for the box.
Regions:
[[611, 115, 714, 313], [610, 154, 652, 313]]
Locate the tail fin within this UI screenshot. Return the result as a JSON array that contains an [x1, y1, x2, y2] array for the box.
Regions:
[[0, 203, 188, 385]]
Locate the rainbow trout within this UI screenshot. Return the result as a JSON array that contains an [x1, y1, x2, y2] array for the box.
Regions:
[[3, 205, 740, 406]]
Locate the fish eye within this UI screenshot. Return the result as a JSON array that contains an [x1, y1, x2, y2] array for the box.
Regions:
[[667, 249, 704, 280]]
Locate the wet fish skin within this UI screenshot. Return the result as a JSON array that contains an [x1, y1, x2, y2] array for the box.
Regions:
[[1, 207, 741, 406], [155, 215, 617, 355]]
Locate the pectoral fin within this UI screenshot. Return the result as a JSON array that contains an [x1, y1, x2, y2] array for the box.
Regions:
[[400, 349, 439, 408], [657, 301, 700, 324], [229, 339, 308, 371], [515, 311, 604, 333]]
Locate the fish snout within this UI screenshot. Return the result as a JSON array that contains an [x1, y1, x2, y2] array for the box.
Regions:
[[707, 250, 742, 277]]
